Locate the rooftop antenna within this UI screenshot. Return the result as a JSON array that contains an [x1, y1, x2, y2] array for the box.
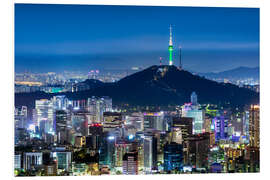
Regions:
[[179, 45, 182, 70]]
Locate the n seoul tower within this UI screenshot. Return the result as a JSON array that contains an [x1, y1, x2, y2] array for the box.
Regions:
[[168, 25, 173, 66]]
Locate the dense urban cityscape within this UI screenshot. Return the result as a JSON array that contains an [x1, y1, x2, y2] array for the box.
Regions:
[[14, 4, 259, 177]]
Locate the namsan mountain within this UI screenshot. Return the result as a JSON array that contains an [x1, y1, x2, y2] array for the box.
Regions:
[[15, 65, 259, 108]]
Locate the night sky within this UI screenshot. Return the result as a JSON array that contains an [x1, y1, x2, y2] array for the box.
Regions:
[[15, 4, 259, 73]]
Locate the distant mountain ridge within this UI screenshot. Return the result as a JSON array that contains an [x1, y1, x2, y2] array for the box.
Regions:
[[15, 65, 259, 109], [198, 66, 259, 79]]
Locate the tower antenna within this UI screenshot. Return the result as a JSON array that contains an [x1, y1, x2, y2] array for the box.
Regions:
[[159, 57, 162, 66], [179, 46, 182, 70]]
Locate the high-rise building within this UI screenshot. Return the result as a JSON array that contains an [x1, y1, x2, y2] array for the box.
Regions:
[[52, 95, 69, 110], [122, 151, 138, 175], [191, 92, 198, 105], [214, 115, 228, 141], [55, 110, 68, 144], [51, 150, 72, 172], [114, 140, 132, 168], [15, 106, 28, 129], [125, 113, 144, 131], [249, 105, 260, 148], [164, 142, 183, 172], [168, 25, 173, 66], [143, 134, 158, 173], [103, 112, 123, 132], [143, 112, 165, 132], [87, 96, 112, 123], [35, 99, 54, 135], [188, 133, 210, 170], [23, 152, 43, 171], [14, 154, 21, 169], [99, 133, 116, 169], [172, 117, 193, 141], [183, 109, 205, 134], [203, 114, 212, 133], [71, 111, 91, 136], [243, 110, 249, 138]]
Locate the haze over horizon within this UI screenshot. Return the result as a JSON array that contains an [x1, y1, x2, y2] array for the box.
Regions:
[[15, 4, 259, 73]]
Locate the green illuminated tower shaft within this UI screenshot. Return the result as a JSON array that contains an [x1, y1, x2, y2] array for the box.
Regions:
[[169, 25, 173, 66]]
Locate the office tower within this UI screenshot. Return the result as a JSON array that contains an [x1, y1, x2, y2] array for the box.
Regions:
[[143, 134, 158, 173], [171, 117, 192, 165], [204, 114, 212, 133], [23, 152, 43, 171], [87, 123, 103, 150], [51, 151, 72, 172], [245, 146, 260, 172], [188, 133, 210, 170], [183, 109, 204, 134], [71, 111, 91, 136], [55, 110, 68, 144], [114, 140, 132, 168], [35, 99, 54, 134], [52, 95, 68, 110], [214, 115, 228, 141], [125, 112, 144, 131], [14, 154, 21, 169], [72, 99, 87, 110], [243, 110, 249, 134], [172, 117, 193, 141], [102, 96, 113, 112], [143, 112, 165, 131], [87, 96, 112, 123], [122, 151, 138, 175], [99, 133, 116, 169], [164, 142, 183, 172], [249, 105, 259, 148], [168, 25, 173, 66], [15, 106, 28, 129], [191, 92, 198, 105], [103, 112, 123, 132]]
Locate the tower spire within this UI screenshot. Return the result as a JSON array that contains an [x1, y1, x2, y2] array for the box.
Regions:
[[179, 46, 182, 69], [168, 25, 173, 66], [169, 25, 173, 46]]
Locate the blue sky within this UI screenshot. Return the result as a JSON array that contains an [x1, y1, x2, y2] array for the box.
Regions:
[[15, 4, 259, 73]]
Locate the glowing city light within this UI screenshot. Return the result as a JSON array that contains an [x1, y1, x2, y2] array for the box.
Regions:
[[128, 134, 134, 140], [108, 136, 115, 140]]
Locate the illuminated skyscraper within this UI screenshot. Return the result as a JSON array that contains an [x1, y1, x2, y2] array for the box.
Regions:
[[164, 142, 183, 172], [183, 109, 204, 134], [87, 96, 112, 123], [191, 92, 198, 105], [249, 105, 260, 147], [35, 99, 54, 134], [122, 151, 138, 175], [214, 115, 228, 141], [55, 110, 68, 144], [143, 112, 165, 131], [168, 25, 173, 66]]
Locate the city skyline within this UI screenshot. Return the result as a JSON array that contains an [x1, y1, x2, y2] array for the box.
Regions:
[[14, 4, 260, 176], [15, 4, 259, 73]]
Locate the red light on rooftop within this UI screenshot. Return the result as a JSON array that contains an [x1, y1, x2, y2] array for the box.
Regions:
[[91, 123, 102, 127]]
